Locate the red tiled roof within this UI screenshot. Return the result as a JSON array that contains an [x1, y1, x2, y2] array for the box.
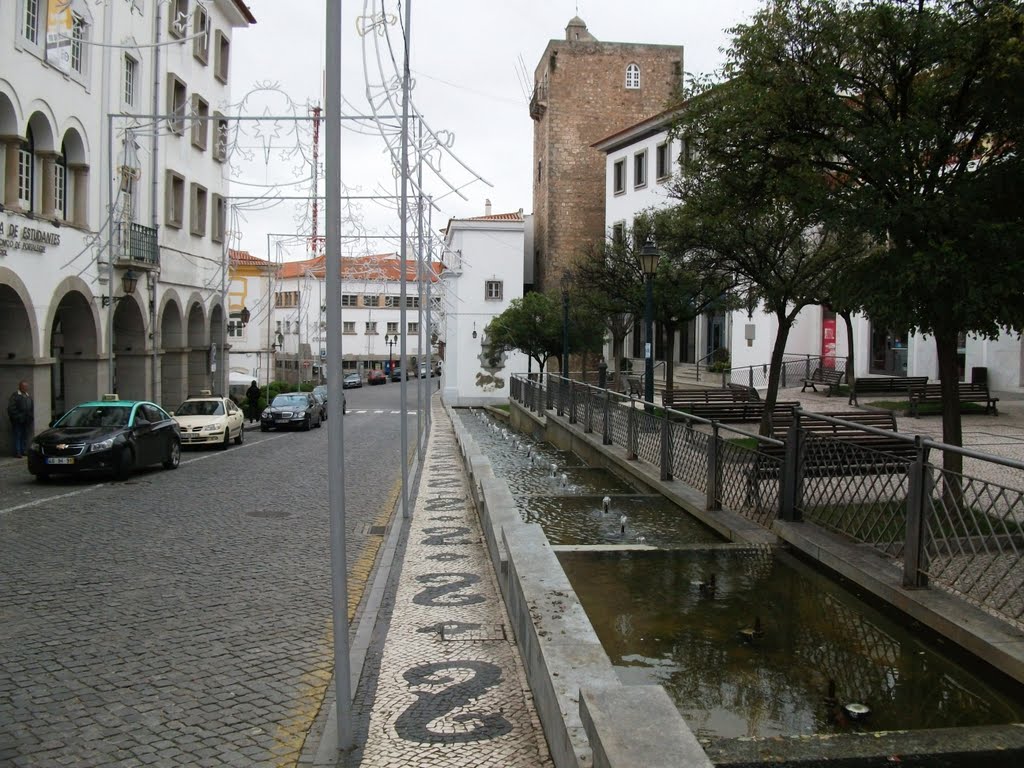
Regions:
[[230, 249, 273, 267], [277, 253, 444, 281]]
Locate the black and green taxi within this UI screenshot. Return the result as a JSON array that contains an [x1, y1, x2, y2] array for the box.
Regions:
[[27, 395, 181, 482]]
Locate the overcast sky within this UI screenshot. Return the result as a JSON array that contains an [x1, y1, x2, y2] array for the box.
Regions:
[[229, 0, 766, 261]]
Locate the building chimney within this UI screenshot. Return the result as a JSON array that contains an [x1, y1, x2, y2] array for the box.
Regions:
[[485, 199, 492, 216]]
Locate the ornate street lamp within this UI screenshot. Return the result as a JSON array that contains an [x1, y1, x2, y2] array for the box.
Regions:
[[239, 306, 251, 326], [640, 237, 661, 411], [385, 333, 397, 375]]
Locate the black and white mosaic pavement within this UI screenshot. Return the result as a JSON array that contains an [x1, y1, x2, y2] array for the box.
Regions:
[[350, 406, 552, 767]]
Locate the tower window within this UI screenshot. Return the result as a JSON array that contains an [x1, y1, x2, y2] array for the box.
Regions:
[[625, 63, 640, 89]]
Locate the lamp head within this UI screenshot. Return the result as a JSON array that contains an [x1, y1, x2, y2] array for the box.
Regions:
[[640, 237, 661, 276], [121, 269, 139, 295]]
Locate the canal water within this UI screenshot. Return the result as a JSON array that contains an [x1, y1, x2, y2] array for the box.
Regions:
[[455, 408, 1024, 744]]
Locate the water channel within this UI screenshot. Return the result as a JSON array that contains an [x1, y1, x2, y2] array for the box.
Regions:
[[455, 408, 1024, 749]]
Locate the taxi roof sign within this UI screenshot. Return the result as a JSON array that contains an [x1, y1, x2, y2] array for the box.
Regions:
[[101, 394, 120, 401], [199, 389, 213, 396]]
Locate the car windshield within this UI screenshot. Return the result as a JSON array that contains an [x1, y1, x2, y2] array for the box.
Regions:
[[176, 401, 224, 417], [272, 395, 307, 408], [59, 405, 131, 429], [314, 387, 327, 397]]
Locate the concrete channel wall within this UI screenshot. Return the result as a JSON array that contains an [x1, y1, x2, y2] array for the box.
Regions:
[[448, 405, 713, 768]]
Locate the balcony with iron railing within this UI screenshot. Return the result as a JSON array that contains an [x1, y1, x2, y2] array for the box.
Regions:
[[115, 221, 159, 268]]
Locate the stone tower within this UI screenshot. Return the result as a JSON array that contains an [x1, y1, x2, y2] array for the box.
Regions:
[[529, 17, 683, 293]]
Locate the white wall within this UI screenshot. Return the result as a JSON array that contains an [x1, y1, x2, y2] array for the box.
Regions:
[[442, 217, 528, 406]]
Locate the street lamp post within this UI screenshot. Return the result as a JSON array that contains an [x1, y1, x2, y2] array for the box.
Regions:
[[560, 271, 571, 379], [385, 334, 396, 376], [640, 238, 661, 412]]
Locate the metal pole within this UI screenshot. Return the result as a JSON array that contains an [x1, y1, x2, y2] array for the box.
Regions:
[[644, 272, 655, 412], [415, 118, 424, 453], [324, 0, 353, 751], [561, 291, 569, 378], [397, 0, 413, 519], [106, 112, 115, 393]]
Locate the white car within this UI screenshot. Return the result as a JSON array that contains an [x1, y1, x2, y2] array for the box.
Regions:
[[173, 392, 245, 449]]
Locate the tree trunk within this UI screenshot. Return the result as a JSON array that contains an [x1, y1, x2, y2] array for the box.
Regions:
[[664, 322, 677, 391], [758, 314, 794, 437], [934, 329, 965, 486], [839, 309, 855, 387], [612, 330, 626, 389]]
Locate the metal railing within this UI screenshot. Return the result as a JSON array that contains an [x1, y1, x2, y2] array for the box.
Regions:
[[510, 374, 1024, 629], [116, 221, 159, 265], [719, 354, 850, 390]]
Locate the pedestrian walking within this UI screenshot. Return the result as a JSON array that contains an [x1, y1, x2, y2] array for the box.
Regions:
[[246, 380, 261, 424], [7, 380, 33, 459]]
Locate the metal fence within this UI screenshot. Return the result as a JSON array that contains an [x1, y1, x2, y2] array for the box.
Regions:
[[720, 354, 850, 390], [510, 373, 1024, 629]]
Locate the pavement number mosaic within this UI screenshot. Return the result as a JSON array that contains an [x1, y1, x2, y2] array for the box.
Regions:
[[356, 420, 551, 765]]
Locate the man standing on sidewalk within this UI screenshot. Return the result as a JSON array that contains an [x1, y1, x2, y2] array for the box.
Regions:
[[7, 380, 33, 459]]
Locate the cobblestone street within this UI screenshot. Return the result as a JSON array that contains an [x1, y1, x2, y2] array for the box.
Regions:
[[0, 396, 412, 767]]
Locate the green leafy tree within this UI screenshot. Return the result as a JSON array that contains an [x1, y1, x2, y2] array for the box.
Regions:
[[713, 0, 1024, 464], [484, 292, 563, 372]]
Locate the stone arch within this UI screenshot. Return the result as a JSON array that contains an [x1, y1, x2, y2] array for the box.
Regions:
[[0, 82, 20, 136], [185, 298, 209, 395], [112, 295, 148, 398], [26, 108, 56, 153], [0, 267, 41, 358], [159, 294, 186, 410], [45, 277, 102, 414]]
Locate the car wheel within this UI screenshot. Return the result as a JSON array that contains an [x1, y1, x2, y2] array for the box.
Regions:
[[163, 440, 181, 470], [302, 416, 311, 431], [115, 447, 134, 481], [220, 431, 230, 450], [234, 425, 244, 445], [261, 424, 269, 432], [316, 414, 323, 428]]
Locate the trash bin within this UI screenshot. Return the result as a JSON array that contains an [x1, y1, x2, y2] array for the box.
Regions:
[[971, 366, 988, 386]]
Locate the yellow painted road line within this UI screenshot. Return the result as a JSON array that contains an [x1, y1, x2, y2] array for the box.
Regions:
[[274, 472, 402, 766]]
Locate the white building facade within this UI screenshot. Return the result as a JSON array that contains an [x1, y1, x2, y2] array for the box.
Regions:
[[0, 0, 254, 452], [440, 208, 528, 407], [0, 1, 253, 450], [228, 252, 443, 387], [595, 111, 1023, 392]]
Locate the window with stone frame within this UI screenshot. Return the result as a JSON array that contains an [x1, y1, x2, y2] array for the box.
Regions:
[[341, 294, 358, 307], [363, 294, 380, 307], [189, 182, 207, 237], [168, 0, 189, 38], [191, 94, 209, 151], [17, 131, 34, 211], [165, 169, 185, 228], [214, 30, 230, 83], [613, 158, 626, 195], [633, 150, 647, 189], [192, 4, 210, 63], [655, 141, 671, 181], [168, 74, 187, 135], [343, 321, 356, 335], [485, 280, 503, 301], [386, 322, 399, 335], [124, 54, 138, 106], [22, 0, 42, 45], [70, 13, 87, 77]]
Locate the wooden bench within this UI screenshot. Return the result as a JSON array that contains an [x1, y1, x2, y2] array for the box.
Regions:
[[908, 382, 999, 417], [800, 367, 845, 396], [753, 411, 921, 479], [663, 397, 800, 424], [848, 375, 928, 406], [624, 376, 643, 397], [662, 388, 745, 408]]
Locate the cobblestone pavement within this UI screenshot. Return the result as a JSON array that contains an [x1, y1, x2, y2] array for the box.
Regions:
[[338, 397, 552, 768], [0, 398, 412, 767]]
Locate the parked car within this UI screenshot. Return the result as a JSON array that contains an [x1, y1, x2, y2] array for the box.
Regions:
[[173, 392, 244, 449], [27, 395, 181, 482], [390, 367, 407, 382], [367, 369, 387, 386], [312, 385, 344, 418], [260, 392, 323, 431], [419, 363, 430, 378], [343, 373, 363, 389]]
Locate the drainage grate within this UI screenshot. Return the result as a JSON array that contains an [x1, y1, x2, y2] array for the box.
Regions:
[[441, 623, 507, 642], [355, 524, 388, 535]]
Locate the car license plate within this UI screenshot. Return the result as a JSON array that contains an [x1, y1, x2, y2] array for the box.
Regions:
[[46, 457, 75, 465]]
